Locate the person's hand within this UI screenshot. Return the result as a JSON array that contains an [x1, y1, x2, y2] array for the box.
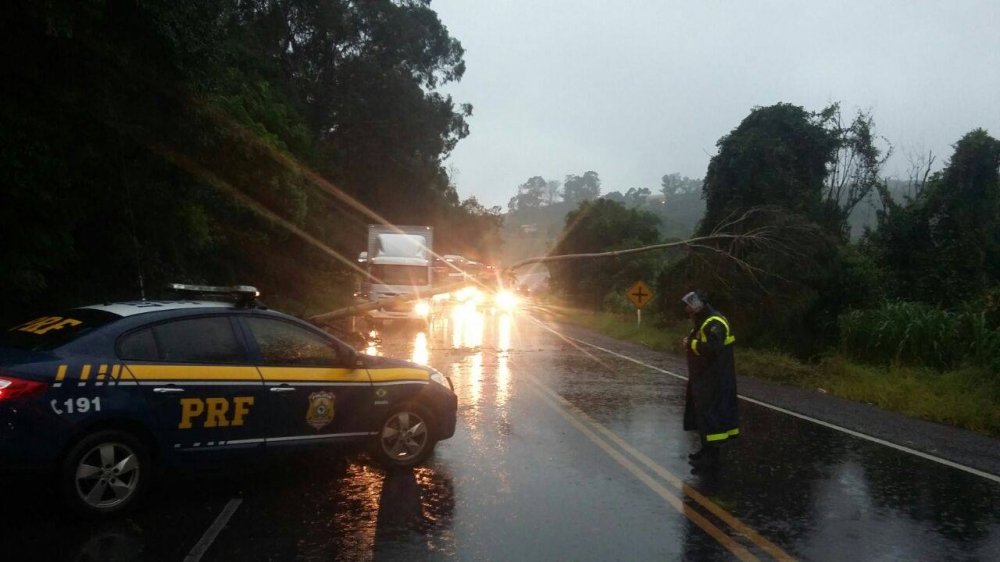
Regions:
[[682, 336, 690, 348]]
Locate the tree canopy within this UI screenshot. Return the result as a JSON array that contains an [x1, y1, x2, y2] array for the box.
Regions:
[[548, 199, 660, 309], [865, 129, 1000, 303], [699, 103, 888, 238], [563, 171, 602, 206], [1, 0, 497, 320], [699, 103, 838, 235]]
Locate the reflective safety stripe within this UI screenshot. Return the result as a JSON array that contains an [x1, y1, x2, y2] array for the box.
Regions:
[[705, 428, 740, 442], [690, 338, 700, 356], [258, 367, 368, 383], [699, 316, 736, 346], [368, 368, 430, 383], [127, 365, 261, 381]]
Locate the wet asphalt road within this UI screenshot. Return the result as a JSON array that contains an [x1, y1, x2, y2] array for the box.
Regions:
[[7, 304, 1000, 561]]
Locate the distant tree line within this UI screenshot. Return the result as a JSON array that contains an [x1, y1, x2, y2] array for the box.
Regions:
[[503, 169, 707, 267], [1, 0, 501, 321], [507, 171, 603, 212]]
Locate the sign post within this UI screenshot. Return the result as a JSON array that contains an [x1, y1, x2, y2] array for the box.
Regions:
[[625, 280, 655, 326]]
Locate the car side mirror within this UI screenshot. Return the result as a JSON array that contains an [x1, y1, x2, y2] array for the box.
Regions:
[[345, 347, 365, 369]]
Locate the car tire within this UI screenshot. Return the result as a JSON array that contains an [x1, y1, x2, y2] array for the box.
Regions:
[[371, 403, 437, 469], [60, 429, 151, 517]]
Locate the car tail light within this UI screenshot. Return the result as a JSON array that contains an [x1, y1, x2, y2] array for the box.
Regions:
[[0, 376, 49, 401]]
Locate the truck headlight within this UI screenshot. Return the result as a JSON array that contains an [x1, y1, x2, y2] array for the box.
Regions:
[[455, 286, 481, 303], [495, 290, 519, 310], [414, 300, 431, 317]]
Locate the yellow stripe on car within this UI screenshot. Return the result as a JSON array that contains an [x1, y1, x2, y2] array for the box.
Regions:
[[127, 365, 261, 381], [258, 367, 369, 382], [124, 364, 429, 384], [368, 368, 430, 382]]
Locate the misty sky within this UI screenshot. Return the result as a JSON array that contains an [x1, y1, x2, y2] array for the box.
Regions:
[[433, 0, 1000, 209]]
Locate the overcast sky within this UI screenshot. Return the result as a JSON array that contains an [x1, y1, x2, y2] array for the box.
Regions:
[[432, 0, 1000, 209]]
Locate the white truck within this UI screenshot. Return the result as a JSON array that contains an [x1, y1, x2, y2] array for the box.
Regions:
[[365, 225, 434, 324]]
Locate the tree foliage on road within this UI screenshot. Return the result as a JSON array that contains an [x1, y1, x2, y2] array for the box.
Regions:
[[1, 0, 499, 321]]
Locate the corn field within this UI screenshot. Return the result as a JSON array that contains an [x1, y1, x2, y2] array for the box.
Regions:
[[839, 301, 1000, 372]]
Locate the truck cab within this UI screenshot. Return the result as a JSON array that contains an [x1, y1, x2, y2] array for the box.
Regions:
[[366, 226, 434, 324]]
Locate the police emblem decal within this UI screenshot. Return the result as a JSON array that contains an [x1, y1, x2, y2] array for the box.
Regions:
[[306, 391, 335, 430], [375, 387, 388, 399]]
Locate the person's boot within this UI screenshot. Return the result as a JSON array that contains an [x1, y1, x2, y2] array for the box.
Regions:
[[689, 446, 720, 468]]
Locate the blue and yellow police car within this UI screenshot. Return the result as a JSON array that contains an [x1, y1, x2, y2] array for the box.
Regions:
[[0, 285, 457, 515]]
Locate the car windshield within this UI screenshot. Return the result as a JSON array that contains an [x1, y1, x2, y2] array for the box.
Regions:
[[370, 265, 428, 286], [0, 309, 121, 351]]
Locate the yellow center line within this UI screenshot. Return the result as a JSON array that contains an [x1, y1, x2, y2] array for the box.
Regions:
[[526, 379, 759, 562], [528, 374, 796, 562]]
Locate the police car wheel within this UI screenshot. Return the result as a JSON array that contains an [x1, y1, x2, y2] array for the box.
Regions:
[[61, 430, 150, 516], [374, 404, 437, 468]]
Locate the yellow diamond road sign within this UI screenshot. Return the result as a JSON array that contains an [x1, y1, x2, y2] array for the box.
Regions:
[[626, 280, 654, 309]]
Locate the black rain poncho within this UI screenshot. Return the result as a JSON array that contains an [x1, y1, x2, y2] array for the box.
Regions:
[[683, 306, 740, 444]]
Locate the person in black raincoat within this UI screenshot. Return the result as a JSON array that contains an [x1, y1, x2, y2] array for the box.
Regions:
[[681, 290, 739, 468]]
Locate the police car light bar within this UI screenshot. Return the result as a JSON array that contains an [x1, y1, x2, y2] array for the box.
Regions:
[[167, 284, 260, 306], [168, 283, 259, 296]]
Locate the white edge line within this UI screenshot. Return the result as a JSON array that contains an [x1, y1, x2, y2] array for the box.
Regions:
[[554, 327, 1000, 485], [183, 498, 242, 562]]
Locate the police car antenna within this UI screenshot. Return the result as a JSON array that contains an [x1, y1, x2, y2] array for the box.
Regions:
[[166, 283, 261, 308]]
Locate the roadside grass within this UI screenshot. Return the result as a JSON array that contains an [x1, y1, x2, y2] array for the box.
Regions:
[[556, 310, 1000, 437], [557, 310, 689, 352]]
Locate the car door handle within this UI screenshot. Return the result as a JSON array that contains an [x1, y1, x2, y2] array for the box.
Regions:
[[270, 386, 296, 393], [153, 387, 184, 393]]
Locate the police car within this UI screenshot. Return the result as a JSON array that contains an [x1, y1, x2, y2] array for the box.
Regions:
[[0, 285, 457, 515]]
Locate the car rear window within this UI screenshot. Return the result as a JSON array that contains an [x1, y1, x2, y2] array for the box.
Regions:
[[155, 317, 245, 364], [0, 309, 122, 351], [118, 317, 246, 364], [118, 328, 158, 361]]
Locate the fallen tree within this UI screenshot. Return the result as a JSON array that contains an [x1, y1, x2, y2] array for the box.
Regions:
[[308, 209, 787, 323]]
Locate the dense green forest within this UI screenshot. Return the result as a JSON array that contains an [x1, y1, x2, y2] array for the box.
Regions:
[[1, 0, 502, 323], [550, 102, 1000, 377]]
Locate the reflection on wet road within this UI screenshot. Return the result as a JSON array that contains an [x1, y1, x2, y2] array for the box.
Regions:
[[352, 306, 1000, 560], [6, 306, 1000, 561]]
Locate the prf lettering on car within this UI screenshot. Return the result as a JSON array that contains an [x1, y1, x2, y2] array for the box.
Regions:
[[12, 316, 82, 335], [178, 397, 255, 429]]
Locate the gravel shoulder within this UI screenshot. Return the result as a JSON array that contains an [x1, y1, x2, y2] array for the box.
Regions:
[[554, 321, 1000, 480]]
